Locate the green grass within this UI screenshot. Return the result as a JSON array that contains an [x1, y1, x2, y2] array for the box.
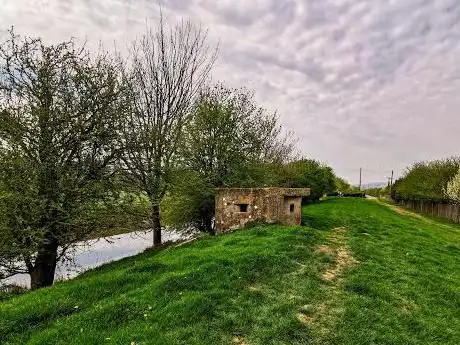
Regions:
[[1, 198, 460, 344]]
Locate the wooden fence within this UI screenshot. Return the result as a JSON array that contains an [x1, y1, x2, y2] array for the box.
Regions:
[[397, 199, 460, 224]]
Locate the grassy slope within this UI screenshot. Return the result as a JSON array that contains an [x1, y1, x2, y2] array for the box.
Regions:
[[1, 198, 460, 345]]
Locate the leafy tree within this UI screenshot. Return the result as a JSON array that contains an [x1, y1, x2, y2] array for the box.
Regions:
[[162, 170, 215, 232], [163, 85, 295, 233], [0, 29, 127, 288], [334, 176, 352, 192], [183, 85, 294, 185], [119, 16, 216, 247], [445, 168, 460, 203], [279, 159, 336, 201]]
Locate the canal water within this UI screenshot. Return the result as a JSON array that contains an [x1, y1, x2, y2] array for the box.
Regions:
[[2, 228, 196, 288]]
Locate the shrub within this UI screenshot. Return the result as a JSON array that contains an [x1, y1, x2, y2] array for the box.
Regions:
[[445, 168, 460, 203]]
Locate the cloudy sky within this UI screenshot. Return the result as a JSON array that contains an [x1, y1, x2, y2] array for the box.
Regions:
[[2, 0, 460, 184]]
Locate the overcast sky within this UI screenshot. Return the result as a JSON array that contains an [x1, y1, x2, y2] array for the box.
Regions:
[[2, 0, 460, 184]]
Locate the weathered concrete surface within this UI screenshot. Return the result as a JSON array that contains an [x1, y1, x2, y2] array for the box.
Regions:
[[215, 188, 310, 233]]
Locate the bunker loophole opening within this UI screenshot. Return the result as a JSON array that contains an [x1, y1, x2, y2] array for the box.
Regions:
[[237, 203, 249, 213], [290, 204, 295, 213]]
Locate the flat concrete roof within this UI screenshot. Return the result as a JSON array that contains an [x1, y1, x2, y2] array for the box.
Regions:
[[215, 187, 311, 197]]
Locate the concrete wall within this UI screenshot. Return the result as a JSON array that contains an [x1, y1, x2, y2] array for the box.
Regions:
[[282, 196, 303, 226], [215, 188, 309, 233]]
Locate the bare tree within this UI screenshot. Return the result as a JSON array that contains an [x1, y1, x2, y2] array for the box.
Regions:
[[0, 29, 128, 289], [121, 16, 217, 247]]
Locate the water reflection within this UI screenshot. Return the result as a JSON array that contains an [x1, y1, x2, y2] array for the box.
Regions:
[[3, 228, 193, 288]]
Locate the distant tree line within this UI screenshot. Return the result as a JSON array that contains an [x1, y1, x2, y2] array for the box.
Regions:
[[365, 186, 389, 198], [0, 21, 348, 289], [392, 158, 460, 203]]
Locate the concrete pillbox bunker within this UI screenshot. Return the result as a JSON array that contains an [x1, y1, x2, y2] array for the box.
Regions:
[[215, 187, 311, 233]]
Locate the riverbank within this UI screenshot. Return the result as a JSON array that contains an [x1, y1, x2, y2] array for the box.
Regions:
[[2, 198, 460, 344]]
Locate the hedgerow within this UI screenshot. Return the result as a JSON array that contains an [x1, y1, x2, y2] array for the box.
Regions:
[[392, 157, 460, 202]]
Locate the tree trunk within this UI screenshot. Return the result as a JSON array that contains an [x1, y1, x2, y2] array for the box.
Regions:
[[198, 200, 215, 235], [152, 203, 162, 247], [207, 208, 216, 235], [30, 236, 58, 290], [206, 215, 216, 235], [209, 225, 216, 236]]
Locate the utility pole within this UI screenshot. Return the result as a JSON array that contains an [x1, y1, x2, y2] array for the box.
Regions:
[[359, 168, 362, 191], [389, 170, 394, 195]]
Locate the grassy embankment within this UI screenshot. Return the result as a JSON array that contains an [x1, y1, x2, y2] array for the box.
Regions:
[[1, 198, 459, 345]]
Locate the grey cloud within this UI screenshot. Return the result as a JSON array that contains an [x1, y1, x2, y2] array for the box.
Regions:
[[83, 1, 114, 29], [198, 0, 280, 27], [302, 0, 351, 28], [158, 0, 193, 12], [1, 0, 460, 183]]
